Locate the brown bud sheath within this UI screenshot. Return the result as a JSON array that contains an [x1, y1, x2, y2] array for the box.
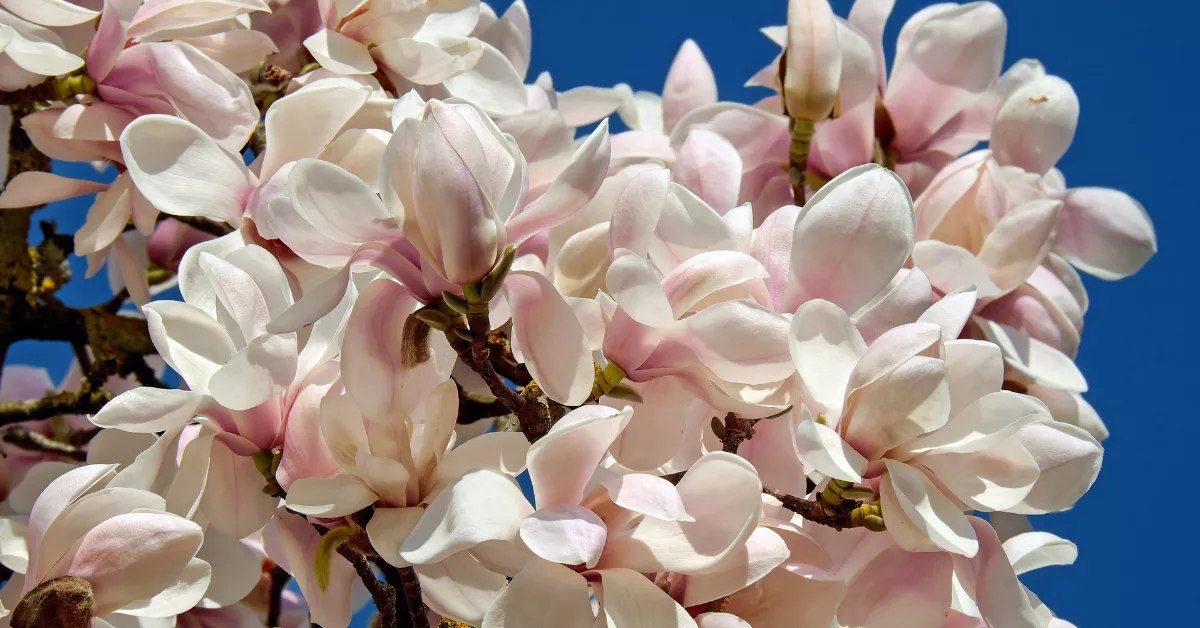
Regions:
[[11, 576, 95, 628]]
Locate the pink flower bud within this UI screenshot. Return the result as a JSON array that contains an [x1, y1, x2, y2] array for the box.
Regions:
[[783, 0, 841, 121]]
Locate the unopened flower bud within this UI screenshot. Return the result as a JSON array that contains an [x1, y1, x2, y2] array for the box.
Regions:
[[783, 0, 841, 122]]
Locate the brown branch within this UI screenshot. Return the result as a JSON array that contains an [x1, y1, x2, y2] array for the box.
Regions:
[[2, 425, 87, 461], [763, 487, 885, 532], [171, 215, 233, 238], [336, 545, 397, 628], [0, 389, 112, 426], [377, 561, 430, 628], [455, 381, 510, 424], [0, 80, 57, 106], [484, 331, 532, 386], [447, 313, 551, 442], [266, 564, 290, 628], [719, 413, 757, 454]]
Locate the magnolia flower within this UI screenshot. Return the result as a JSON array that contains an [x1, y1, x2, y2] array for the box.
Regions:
[[302, 0, 527, 115], [789, 297, 1102, 554], [399, 405, 766, 627], [0, 464, 209, 625]]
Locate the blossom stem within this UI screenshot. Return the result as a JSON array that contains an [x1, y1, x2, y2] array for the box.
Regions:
[[789, 117, 816, 204]]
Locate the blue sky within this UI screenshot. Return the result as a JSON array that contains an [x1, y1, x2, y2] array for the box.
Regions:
[[13, 1, 1196, 625]]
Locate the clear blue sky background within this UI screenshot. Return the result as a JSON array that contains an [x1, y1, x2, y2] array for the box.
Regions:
[[13, 1, 1196, 625]]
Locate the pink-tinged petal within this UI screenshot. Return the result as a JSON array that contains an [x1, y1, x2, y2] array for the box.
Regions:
[[304, 28, 376, 74], [22, 464, 117, 582], [267, 242, 430, 333], [556, 85, 625, 128], [367, 506, 425, 568], [955, 517, 1042, 628], [317, 128, 392, 191], [120, 115, 254, 224], [600, 452, 761, 574], [260, 79, 372, 182], [663, 39, 718, 132], [881, 460, 978, 556], [791, 299, 865, 417], [520, 504, 608, 568], [673, 129, 742, 214], [193, 529, 260, 608], [979, 320, 1087, 393], [1002, 531, 1077, 575], [912, 240, 1002, 298], [66, 512, 204, 616], [1053, 187, 1156, 280], [199, 439, 279, 538], [528, 405, 632, 507], [796, 417, 866, 482], [678, 527, 788, 607], [853, 268, 933, 343], [611, 129, 675, 165], [904, 391, 1048, 457], [848, 0, 896, 92], [263, 509, 355, 628], [917, 288, 977, 342], [441, 42, 527, 117], [186, 28, 280, 74], [400, 469, 533, 565], [2, 0, 97, 26], [650, 183, 738, 272], [1009, 422, 1101, 515], [596, 568, 698, 628], [978, 200, 1062, 292], [507, 120, 611, 246], [75, 176, 134, 256], [676, 300, 793, 385], [103, 42, 258, 153], [553, 222, 611, 298], [845, 355, 950, 459], [142, 299, 239, 393], [921, 439, 1040, 511], [608, 167, 671, 258], [846, 322, 940, 393], [663, 250, 769, 317], [787, 164, 915, 314], [414, 552, 508, 626], [671, 102, 790, 171], [35, 487, 166, 586], [724, 567, 844, 627], [991, 75, 1078, 175], [341, 279, 455, 423], [429, 432, 530, 494], [481, 559, 593, 628], [504, 270, 594, 405], [737, 408, 810, 497], [206, 338, 295, 413], [0, 172, 107, 209], [942, 339, 1004, 417], [1025, 384, 1107, 442], [478, 0, 531, 79], [601, 473, 693, 522], [285, 473, 378, 518], [608, 376, 701, 472], [90, 387, 206, 433], [839, 544, 953, 628], [783, 0, 841, 121], [87, 0, 140, 81], [606, 253, 671, 328], [886, 3, 1006, 154], [288, 158, 398, 245], [750, 204, 801, 310]]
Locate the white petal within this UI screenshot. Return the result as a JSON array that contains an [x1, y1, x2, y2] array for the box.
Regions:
[[1002, 531, 1077, 575], [596, 568, 698, 628], [400, 469, 532, 565], [520, 504, 607, 568], [481, 559, 593, 628], [304, 28, 377, 74], [790, 299, 865, 417], [285, 474, 379, 518], [795, 418, 866, 482], [881, 460, 978, 557]]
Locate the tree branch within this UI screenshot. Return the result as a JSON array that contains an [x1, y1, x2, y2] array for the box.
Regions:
[[455, 381, 510, 424], [336, 545, 397, 628], [377, 561, 430, 628], [2, 425, 87, 461], [0, 389, 112, 427], [170, 215, 234, 238], [266, 564, 290, 628]]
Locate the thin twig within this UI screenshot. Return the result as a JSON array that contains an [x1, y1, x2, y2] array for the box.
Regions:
[[455, 380, 510, 424], [171, 215, 234, 237], [336, 545, 397, 628]]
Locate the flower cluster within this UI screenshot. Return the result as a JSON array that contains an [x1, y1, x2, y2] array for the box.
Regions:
[[0, 1, 1155, 627]]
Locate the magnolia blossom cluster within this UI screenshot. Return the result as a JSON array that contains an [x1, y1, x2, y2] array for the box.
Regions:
[[0, 0, 1156, 627]]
